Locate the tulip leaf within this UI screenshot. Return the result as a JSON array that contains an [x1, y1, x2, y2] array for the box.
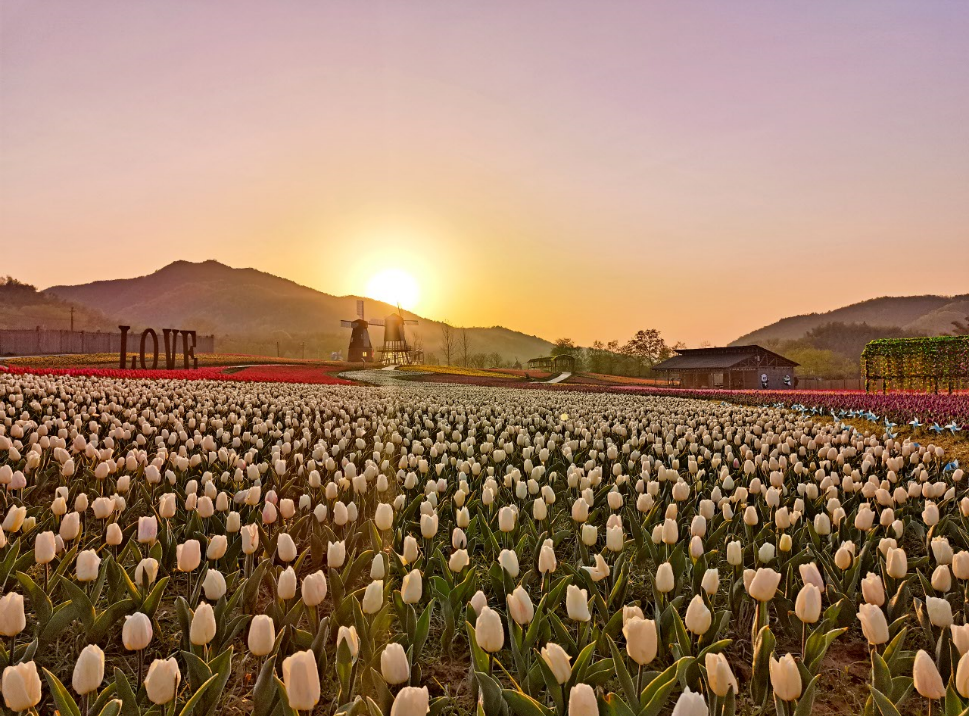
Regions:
[[363, 667, 393, 715], [112, 668, 139, 716], [586, 657, 617, 686], [414, 600, 434, 658], [177, 673, 219, 716], [141, 576, 170, 619], [569, 640, 597, 685], [867, 685, 902, 716], [52, 545, 79, 582], [534, 653, 565, 714], [792, 674, 818, 716], [41, 600, 78, 642], [42, 667, 82, 716], [181, 650, 213, 693], [466, 622, 490, 673], [944, 682, 967, 716], [110, 559, 140, 601], [474, 671, 508, 716], [336, 638, 354, 701], [58, 575, 96, 630], [546, 612, 576, 654], [89, 598, 135, 642], [638, 656, 691, 716], [871, 650, 892, 696], [502, 689, 553, 716], [252, 655, 279, 716], [889, 676, 912, 705], [199, 647, 233, 716], [750, 625, 776, 707], [606, 636, 638, 705], [695, 638, 731, 662], [882, 627, 908, 674], [803, 627, 846, 675], [0, 540, 21, 588], [669, 609, 692, 658], [94, 699, 123, 716], [16, 570, 52, 627], [603, 691, 638, 716], [89, 682, 119, 716]]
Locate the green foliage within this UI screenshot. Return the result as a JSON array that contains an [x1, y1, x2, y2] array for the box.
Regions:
[[862, 335, 969, 392]]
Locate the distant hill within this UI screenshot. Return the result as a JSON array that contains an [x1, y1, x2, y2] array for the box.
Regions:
[[0, 277, 115, 332], [733, 295, 969, 346], [42, 260, 554, 363]]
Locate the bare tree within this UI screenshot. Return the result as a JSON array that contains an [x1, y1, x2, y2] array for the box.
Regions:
[[460, 329, 470, 367], [439, 322, 457, 365]]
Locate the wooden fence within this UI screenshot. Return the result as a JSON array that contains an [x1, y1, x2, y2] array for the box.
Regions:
[[0, 329, 215, 357]]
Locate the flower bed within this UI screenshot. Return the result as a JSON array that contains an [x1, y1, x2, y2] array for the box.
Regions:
[[0, 372, 964, 715], [610, 386, 968, 427], [1, 352, 347, 369], [0, 363, 351, 385], [397, 364, 516, 379]]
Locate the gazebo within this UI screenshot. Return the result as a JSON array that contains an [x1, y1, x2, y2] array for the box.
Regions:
[[653, 345, 798, 390], [528, 354, 577, 372]]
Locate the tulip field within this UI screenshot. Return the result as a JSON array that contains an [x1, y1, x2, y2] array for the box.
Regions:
[[0, 370, 966, 716]]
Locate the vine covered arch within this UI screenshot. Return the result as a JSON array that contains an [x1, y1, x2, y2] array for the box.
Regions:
[[862, 335, 969, 393]]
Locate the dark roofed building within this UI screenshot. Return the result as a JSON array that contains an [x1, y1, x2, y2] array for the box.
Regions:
[[528, 354, 577, 372], [653, 345, 798, 390]]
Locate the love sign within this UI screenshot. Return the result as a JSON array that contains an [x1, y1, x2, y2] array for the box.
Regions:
[[118, 325, 198, 369]]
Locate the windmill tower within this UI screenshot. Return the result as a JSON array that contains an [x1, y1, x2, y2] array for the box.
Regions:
[[376, 306, 422, 365], [340, 300, 382, 363]]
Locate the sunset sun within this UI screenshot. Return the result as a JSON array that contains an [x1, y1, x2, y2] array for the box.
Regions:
[[366, 268, 420, 311]]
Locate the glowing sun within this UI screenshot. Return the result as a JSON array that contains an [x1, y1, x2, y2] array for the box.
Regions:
[[366, 268, 420, 311]]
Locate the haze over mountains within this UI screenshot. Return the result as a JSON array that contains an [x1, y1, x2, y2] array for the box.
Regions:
[[733, 295, 969, 346], [41, 261, 554, 363], [1, 260, 965, 367]]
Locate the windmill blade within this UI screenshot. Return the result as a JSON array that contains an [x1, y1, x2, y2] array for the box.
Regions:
[[369, 319, 385, 326], [340, 320, 355, 328], [356, 299, 364, 319], [403, 320, 419, 325]]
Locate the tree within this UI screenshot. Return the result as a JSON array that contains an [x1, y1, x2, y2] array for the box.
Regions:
[[623, 329, 670, 365], [439, 322, 457, 365], [551, 338, 577, 356], [460, 329, 470, 367]]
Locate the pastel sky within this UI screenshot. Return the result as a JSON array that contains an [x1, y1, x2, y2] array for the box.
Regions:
[[1, 1, 967, 345]]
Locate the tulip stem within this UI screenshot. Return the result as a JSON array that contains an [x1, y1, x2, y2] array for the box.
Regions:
[[801, 622, 805, 657], [137, 649, 144, 688], [8, 634, 14, 666]]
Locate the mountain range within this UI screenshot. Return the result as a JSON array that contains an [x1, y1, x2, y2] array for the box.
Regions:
[[2, 260, 965, 365], [40, 261, 554, 363], [732, 294, 968, 346]]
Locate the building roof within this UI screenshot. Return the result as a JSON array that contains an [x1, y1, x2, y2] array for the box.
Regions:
[[653, 345, 798, 372]]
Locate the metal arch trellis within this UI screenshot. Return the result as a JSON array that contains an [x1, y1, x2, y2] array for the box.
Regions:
[[861, 335, 969, 394]]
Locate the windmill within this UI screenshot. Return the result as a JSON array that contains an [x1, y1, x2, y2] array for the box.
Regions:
[[376, 305, 422, 365], [340, 300, 380, 363]]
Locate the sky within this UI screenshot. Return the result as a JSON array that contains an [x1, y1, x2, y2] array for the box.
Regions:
[[1, 1, 967, 346]]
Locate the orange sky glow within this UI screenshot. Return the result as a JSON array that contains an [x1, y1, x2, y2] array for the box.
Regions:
[[1, 1, 967, 346]]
